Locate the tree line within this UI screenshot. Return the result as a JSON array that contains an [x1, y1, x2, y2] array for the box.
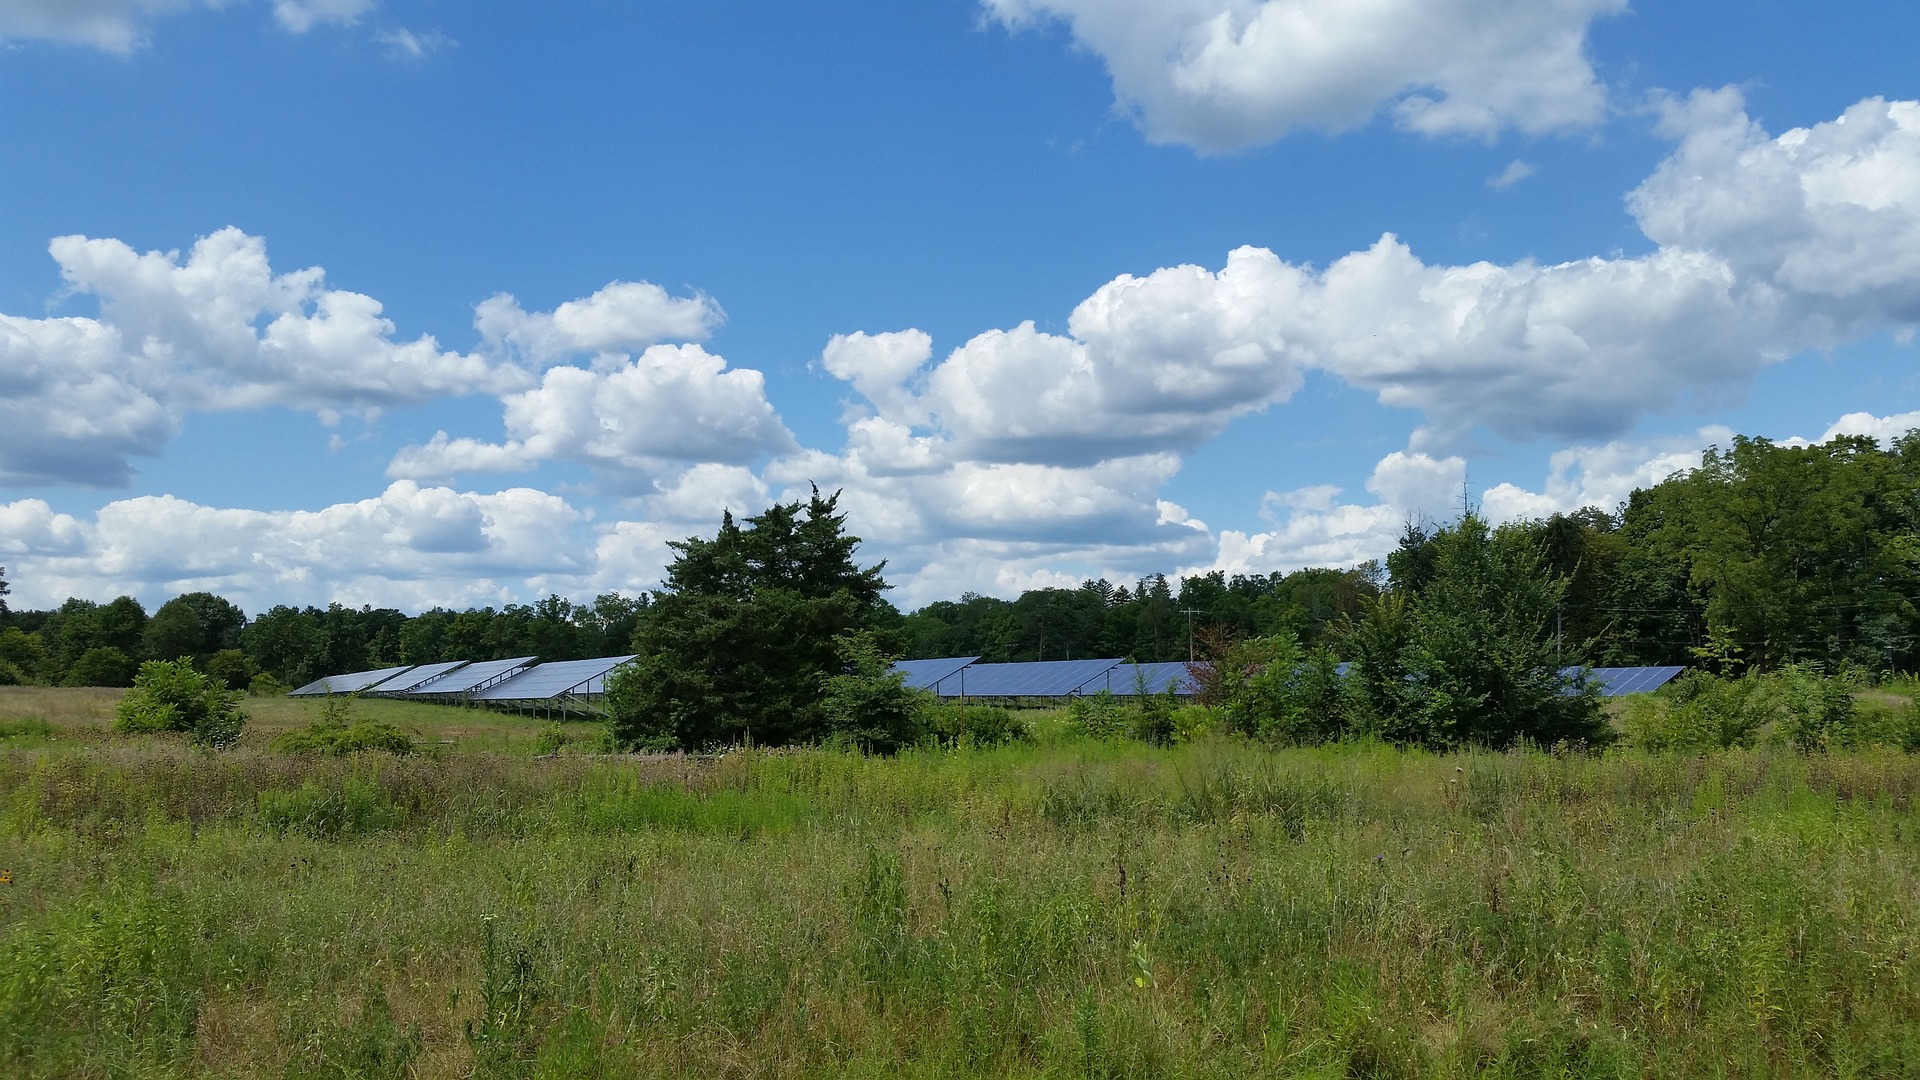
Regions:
[[2, 429, 1916, 713]]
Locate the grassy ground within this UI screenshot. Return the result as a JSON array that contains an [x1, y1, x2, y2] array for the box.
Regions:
[[1, 690, 1918, 1077]]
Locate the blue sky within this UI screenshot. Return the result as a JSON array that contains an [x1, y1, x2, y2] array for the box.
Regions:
[[3, 0, 1919, 613]]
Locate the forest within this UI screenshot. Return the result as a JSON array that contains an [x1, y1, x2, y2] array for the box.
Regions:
[[1, 430, 1916, 692]]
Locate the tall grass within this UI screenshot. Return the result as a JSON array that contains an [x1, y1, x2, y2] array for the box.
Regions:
[[0, 700, 1917, 1075]]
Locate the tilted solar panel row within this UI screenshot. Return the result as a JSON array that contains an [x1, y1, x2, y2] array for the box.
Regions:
[[470, 655, 638, 703], [290, 664, 416, 697]]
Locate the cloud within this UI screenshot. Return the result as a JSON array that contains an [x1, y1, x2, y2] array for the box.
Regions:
[[0, 0, 211, 52], [0, 0, 373, 51], [1478, 427, 1732, 522], [270, 0, 369, 33], [983, 0, 1625, 151], [474, 282, 724, 365], [387, 344, 797, 484], [0, 482, 610, 612], [375, 26, 449, 59], [1487, 159, 1537, 191], [0, 227, 744, 489], [1631, 90, 1920, 332], [0, 228, 516, 486], [822, 95, 1920, 460], [1821, 410, 1920, 446]]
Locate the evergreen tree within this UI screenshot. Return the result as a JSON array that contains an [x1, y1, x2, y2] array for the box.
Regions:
[[607, 488, 892, 750], [1384, 515, 1607, 747]]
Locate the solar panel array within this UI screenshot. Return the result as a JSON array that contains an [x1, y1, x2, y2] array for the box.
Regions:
[[290, 664, 417, 697], [929, 658, 1127, 699], [1073, 661, 1196, 697], [403, 656, 536, 696], [894, 656, 981, 690], [370, 660, 470, 695], [470, 655, 637, 703], [889, 657, 1689, 701], [293, 655, 1691, 709]]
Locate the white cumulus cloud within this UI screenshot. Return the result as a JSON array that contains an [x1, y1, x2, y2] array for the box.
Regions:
[[984, 0, 1625, 151], [387, 345, 797, 485]]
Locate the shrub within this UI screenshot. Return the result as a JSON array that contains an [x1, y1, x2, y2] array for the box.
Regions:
[[818, 631, 930, 754], [1779, 664, 1864, 751], [112, 657, 247, 748], [1207, 635, 1348, 746], [272, 720, 416, 756], [248, 672, 293, 697], [0, 658, 24, 687], [1169, 704, 1218, 743], [1622, 671, 1773, 751], [1130, 688, 1177, 746], [1066, 691, 1129, 740], [922, 704, 1033, 747]]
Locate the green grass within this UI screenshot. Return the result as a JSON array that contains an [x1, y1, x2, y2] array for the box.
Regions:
[[0, 691, 1918, 1076]]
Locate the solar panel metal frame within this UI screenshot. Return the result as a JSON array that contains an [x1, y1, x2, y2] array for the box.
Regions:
[[930, 658, 1124, 698], [369, 660, 471, 695], [289, 664, 417, 697], [404, 656, 536, 696], [1073, 662, 1197, 697], [892, 656, 980, 691], [469, 655, 639, 703]]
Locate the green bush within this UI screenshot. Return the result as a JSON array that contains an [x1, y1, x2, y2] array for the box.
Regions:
[[112, 657, 247, 748], [271, 719, 416, 756], [1779, 664, 1865, 750], [0, 658, 24, 687], [248, 672, 292, 697], [1623, 671, 1775, 751], [922, 704, 1033, 747], [1169, 704, 1218, 743], [1066, 691, 1129, 740], [818, 631, 930, 754], [1208, 635, 1348, 746]]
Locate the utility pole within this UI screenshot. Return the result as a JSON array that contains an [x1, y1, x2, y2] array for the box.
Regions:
[[1180, 608, 1202, 664]]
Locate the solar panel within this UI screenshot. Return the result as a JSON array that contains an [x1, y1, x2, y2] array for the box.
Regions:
[[371, 660, 471, 694], [404, 656, 536, 696], [930, 658, 1124, 698], [469, 655, 638, 703], [1576, 666, 1685, 697], [1073, 662, 1197, 697], [289, 664, 417, 697], [892, 656, 980, 690]]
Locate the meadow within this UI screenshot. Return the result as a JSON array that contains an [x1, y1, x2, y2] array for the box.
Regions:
[[1, 687, 1918, 1078]]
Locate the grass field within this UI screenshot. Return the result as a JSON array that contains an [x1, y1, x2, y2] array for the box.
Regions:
[[1, 688, 1918, 1077]]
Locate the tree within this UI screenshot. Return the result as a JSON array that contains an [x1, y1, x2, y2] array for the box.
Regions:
[[0, 565, 10, 619], [64, 646, 138, 687], [607, 488, 892, 750], [1385, 515, 1608, 748], [818, 631, 930, 753], [0, 628, 46, 683], [143, 592, 247, 664]]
